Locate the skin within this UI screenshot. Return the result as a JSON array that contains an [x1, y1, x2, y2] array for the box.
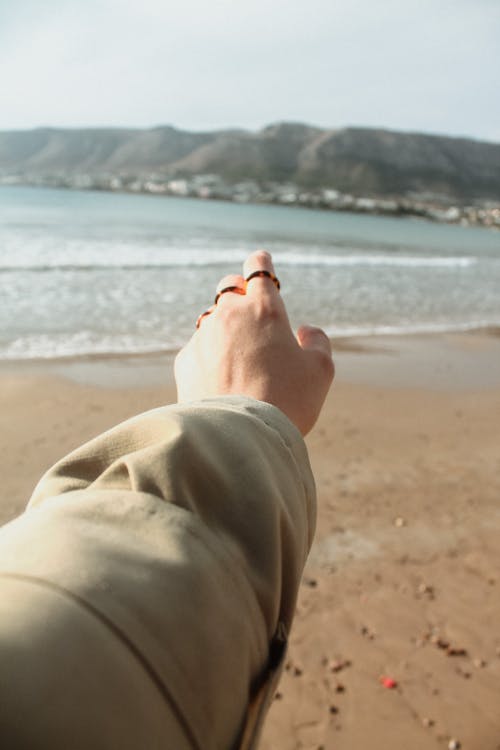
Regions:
[[175, 250, 334, 436]]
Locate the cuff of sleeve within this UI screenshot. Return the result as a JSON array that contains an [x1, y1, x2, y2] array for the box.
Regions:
[[172, 394, 317, 548]]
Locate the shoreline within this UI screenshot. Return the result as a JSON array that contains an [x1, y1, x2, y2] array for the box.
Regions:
[[2, 328, 499, 390], [2, 181, 499, 231]]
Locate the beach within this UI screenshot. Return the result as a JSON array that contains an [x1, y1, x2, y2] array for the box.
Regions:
[[2, 185, 500, 362], [1, 331, 499, 750]]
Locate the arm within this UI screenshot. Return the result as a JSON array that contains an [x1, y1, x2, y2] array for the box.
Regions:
[[0, 252, 333, 750]]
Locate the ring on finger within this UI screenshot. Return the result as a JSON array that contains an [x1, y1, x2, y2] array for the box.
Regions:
[[196, 309, 213, 329], [214, 285, 246, 305], [245, 270, 281, 291]]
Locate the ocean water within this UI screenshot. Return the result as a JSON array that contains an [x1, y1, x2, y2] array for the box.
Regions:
[[1, 185, 499, 360]]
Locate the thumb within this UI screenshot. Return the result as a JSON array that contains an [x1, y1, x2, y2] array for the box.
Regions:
[[296, 325, 335, 382], [296, 324, 332, 355]]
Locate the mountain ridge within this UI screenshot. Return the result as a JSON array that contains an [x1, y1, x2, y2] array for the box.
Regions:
[[1, 122, 499, 202]]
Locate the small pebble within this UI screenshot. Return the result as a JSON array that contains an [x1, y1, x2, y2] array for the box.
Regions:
[[329, 705, 339, 715], [448, 740, 461, 750], [421, 717, 435, 728], [473, 658, 486, 668], [417, 582, 435, 599], [335, 682, 346, 693], [360, 625, 375, 640], [293, 666, 303, 677], [330, 659, 351, 673], [432, 636, 450, 650], [394, 517, 406, 527], [274, 691, 283, 700]]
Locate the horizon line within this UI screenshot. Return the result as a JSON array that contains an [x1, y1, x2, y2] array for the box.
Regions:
[[0, 121, 498, 145]]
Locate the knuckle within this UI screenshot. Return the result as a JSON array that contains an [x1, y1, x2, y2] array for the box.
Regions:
[[254, 298, 281, 322], [216, 302, 239, 325]]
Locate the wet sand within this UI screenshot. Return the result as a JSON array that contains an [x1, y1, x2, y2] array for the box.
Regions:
[[1, 333, 499, 750]]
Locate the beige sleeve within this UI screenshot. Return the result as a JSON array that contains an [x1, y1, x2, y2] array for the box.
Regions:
[[0, 396, 316, 750]]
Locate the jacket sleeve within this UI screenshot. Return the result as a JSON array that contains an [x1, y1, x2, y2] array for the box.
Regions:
[[0, 396, 316, 750]]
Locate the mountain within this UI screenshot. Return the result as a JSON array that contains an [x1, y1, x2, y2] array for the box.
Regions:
[[1, 122, 499, 202]]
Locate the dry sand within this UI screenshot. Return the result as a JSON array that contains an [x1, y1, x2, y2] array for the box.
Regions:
[[1, 333, 499, 750]]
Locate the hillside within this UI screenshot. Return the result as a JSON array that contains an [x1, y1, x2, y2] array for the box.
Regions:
[[1, 123, 499, 202]]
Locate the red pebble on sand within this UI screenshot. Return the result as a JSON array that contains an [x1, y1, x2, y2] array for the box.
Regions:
[[380, 676, 398, 689]]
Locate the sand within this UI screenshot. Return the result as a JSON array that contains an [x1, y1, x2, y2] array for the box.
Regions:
[[1, 333, 499, 750]]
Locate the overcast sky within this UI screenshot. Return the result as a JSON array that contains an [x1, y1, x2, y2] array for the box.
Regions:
[[1, 0, 499, 141]]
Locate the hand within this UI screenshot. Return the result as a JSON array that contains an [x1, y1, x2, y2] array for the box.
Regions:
[[174, 250, 334, 435]]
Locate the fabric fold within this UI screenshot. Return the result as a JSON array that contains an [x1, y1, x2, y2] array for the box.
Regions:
[[0, 396, 316, 749]]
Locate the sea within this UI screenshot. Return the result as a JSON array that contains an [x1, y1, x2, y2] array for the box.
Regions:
[[1, 185, 499, 361]]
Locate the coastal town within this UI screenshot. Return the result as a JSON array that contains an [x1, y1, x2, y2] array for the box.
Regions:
[[1, 171, 499, 229]]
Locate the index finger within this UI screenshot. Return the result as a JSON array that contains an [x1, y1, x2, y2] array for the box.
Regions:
[[243, 250, 281, 299]]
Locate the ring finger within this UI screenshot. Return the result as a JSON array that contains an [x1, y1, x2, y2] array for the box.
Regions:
[[214, 274, 247, 305]]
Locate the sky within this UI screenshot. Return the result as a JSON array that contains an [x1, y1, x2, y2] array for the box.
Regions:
[[0, 0, 499, 142]]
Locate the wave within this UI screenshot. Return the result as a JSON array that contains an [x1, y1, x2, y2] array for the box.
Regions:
[[276, 252, 477, 268], [2, 319, 499, 361], [0, 251, 479, 272], [323, 320, 500, 338], [0, 333, 184, 361]]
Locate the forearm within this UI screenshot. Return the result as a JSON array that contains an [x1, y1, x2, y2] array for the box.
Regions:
[[0, 397, 316, 749]]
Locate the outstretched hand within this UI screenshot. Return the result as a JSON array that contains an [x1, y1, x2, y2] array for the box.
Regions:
[[174, 250, 334, 435]]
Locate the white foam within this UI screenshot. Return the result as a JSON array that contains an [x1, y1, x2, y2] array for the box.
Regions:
[[2, 319, 499, 361], [0, 332, 183, 360], [0, 246, 479, 271], [273, 252, 477, 269], [323, 319, 500, 339]]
